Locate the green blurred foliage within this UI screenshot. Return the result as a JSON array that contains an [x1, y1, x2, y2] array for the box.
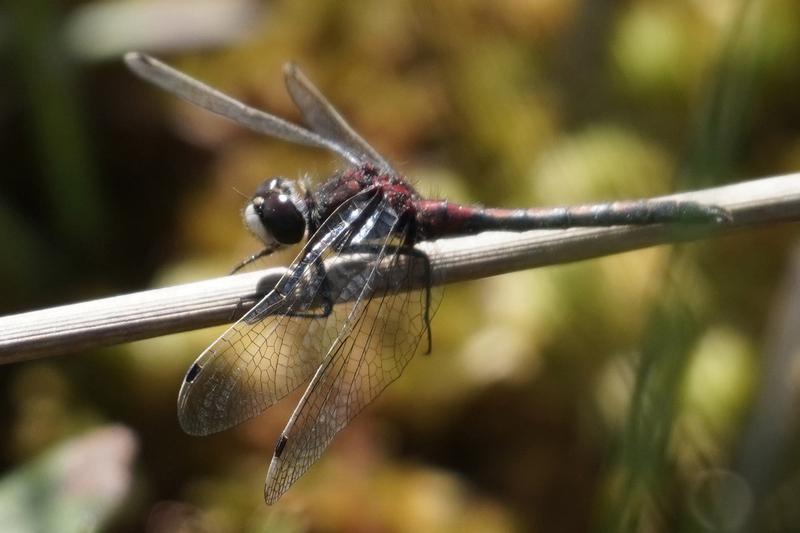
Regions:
[[0, 425, 136, 532], [1, 0, 800, 531]]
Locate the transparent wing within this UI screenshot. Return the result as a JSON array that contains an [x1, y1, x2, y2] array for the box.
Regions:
[[263, 212, 440, 504], [283, 62, 396, 173], [177, 189, 385, 436], [124, 52, 364, 166]]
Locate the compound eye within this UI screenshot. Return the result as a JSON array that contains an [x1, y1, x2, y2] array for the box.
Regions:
[[259, 192, 306, 244]]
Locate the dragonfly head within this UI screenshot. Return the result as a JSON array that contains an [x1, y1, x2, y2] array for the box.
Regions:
[[244, 178, 309, 246]]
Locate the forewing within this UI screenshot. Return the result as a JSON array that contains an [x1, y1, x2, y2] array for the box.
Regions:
[[124, 52, 362, 166], [177, 189, 384, 436], [263, 211, 439, 503], [283, 63, 395, 173]]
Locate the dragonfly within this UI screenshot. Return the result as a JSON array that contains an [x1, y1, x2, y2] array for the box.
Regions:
[[124, 52, 731, 504]]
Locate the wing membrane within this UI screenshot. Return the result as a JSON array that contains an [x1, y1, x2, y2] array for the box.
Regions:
[[124, 52, 363, 166], [177, 189, 384, 435], [263, 211, 439, 503], [283, 63, 395, 173]]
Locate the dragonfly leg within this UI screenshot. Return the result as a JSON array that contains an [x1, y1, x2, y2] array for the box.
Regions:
[[230, 243, 282, 274], [238, 257, 335, 326], [396, 246, 433, 355], [228, 297, 251, 323], [227, 243, 286, 322], [278, 258, 335, 319]]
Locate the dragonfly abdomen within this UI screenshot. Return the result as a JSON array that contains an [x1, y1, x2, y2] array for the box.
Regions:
[[416, 198, 730, 238]]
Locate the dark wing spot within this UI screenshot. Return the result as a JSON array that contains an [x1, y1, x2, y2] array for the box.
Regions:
[[185, 363, 203, 383], [274, 435, 288, 457]]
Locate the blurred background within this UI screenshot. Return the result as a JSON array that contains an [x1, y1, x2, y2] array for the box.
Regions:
[[1, 0, 800, 531]]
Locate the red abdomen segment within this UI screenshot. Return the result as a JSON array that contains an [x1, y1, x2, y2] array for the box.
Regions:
[[414, 198, 730, 239]]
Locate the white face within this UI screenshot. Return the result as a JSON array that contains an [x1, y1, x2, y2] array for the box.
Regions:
[[243, 178, 308, 246], [244, 197, 275, 245]]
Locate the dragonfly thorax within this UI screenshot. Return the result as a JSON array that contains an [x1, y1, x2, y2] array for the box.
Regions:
[[244, 177, 309, 246]]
